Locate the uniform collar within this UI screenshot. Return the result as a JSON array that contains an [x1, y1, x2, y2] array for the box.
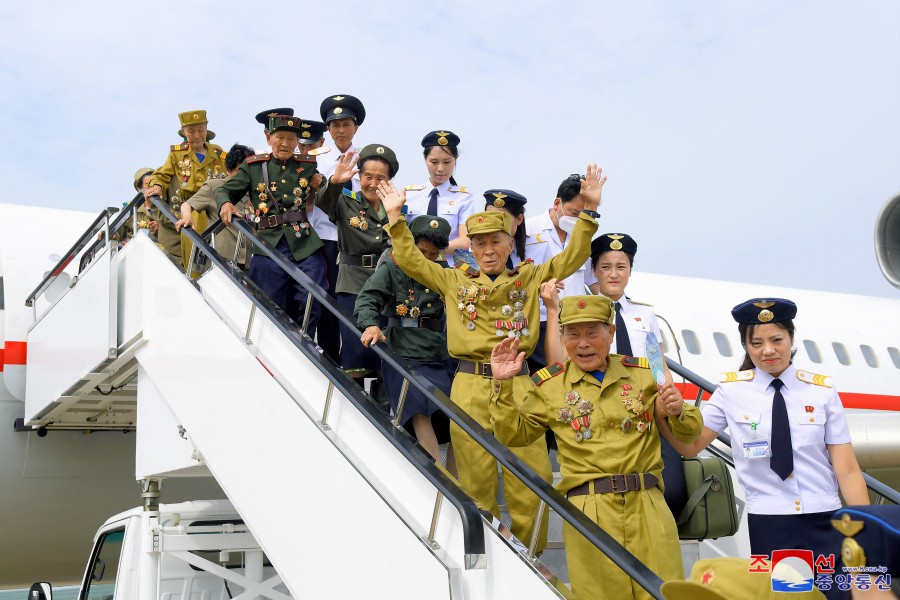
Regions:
[[755, 363, 797, 392], [564, 355, 626, 392], [428, 180, 452, 194]]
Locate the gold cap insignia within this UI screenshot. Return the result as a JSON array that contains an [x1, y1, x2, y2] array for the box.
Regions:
[[438, 136, 448, 146], [193, 113, 199, 119], [376, 146, 385, 155], [334, 107, 343, 115], [430, 219, 439, 229], [302, 131, 311, 138], [492, 191, 508, 208], [287, 120, 294, 126], [436, 131, 450, 146], [758, 309, 774, 322], [753, 301, 775, 309], [268, 112, 279, 117], [832, 513, 865, 537], [610, 240, 623, 250], [333, 95, 345, 101], [841, 538, 866, 569], [301, 122, 311, 128]]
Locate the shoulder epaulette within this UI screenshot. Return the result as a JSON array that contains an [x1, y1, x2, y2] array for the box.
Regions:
[[449, 186, 468, 193], [796, 369, 833, 388], [525, 232, 548, 245], [170, 142, 189, 152], [291, 153, 317, 164], [719, 370, 754, 383], [506, 258, 534, 275], [405, 184, 427, 191], [455, 262, 480, 277], [216, 147, 227, 159], [342, 188, 360, 201], [247, 153, 271, 164], [308, 146, 331, 156], [628, 298, 654, 307], [622, 356, 650, 369], [531, 362, 565, 386]]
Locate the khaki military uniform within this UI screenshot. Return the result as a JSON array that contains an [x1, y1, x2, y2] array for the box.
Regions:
[[149, 141, 227, 264], [187, 179, 249, 266], [490, 357, 702, 600], [386, 211, 598, 549]]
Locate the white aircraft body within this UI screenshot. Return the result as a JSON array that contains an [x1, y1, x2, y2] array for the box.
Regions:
[[0, 199, 897, 591]]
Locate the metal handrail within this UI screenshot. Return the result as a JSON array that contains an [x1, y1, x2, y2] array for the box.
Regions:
[[224, 215, 668, 596], [665, 357, 900, 505], [145, 197, 488, 565], [25, 206, 119, 307]]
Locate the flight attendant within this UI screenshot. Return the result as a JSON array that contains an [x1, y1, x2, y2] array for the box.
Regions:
[[658, 298, 868, 573], [403, 130, 475, 266]]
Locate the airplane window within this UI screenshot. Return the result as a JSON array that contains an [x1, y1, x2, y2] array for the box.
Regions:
[[832, 342, 851, 366], [713, 332, 733, 357], [859, 345, 879, 368], [802, 340, 822, 364], [888, 347, 900, 369], [681, 330, 701, 355]]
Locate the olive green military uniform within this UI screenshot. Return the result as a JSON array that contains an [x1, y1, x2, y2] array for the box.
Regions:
[[113, 167, 158, 246], [661, 557, 826, 600], [316, 183, 391, 294], [386, 210, 598, 549], [354, 250, 449, 362], [149, 139, 226, 264], [187, 178, 249, 266], [214, 152, 323, 261]]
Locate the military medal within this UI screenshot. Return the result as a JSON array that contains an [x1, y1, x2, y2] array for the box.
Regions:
[[501, 305, 513, 316], [409, 306, 420, 318], [396, 304, 409, 317], [564, 391, 580, 405]]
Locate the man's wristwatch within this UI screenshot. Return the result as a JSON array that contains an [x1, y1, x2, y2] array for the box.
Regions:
[[581, 209, 601, 220]]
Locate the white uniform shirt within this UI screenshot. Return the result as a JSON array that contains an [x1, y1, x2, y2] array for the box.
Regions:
[[310, 146, 360, 242], [702, 364, 852, 515], [405, 180, 475, 266], [610, 296, 665, 356], [524, 210, 591, 321]]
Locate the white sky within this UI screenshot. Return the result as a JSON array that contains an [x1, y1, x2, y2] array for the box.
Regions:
[[1, 0, 898, 297]]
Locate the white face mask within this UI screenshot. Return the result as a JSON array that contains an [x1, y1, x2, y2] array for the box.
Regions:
[[558, 211, 579, 234]]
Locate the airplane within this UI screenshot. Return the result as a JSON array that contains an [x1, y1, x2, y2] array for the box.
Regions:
[[0, 193, 897, 592]]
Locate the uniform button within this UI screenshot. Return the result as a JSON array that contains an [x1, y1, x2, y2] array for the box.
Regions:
[[427, 303, 432, 307], [789, 473, 794, 478], [281, 166, 286, 170], [795, 500, 801, 505], [375, 236, 380, 240], [809, 417, 814, 422], [609, 421, 616, 429], [281, 179, 286, 184], [283, 194, 289, 199], [795, 506, 801, 511]]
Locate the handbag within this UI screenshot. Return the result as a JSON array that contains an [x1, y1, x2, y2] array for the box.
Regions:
[[676, 454, 739, 540]]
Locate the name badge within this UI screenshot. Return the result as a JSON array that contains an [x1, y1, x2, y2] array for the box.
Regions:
[[741, 436, 770, 459]]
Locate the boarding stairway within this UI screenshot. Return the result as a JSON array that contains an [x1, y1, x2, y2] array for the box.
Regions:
[[20, 198, 899, 599]]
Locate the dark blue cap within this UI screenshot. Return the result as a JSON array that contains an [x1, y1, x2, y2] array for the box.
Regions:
[[298, 119, 327, 144], [731, 298, 797, 324], [483, 189, 526, 214], [320, 94, 366, 125], [421, 130, 460, 148], [592, 233, 637, 258], [255, 107, 294, 125]]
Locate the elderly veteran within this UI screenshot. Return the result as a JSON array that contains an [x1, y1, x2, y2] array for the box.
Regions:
[[144, 110, 227, 267], [316, 145, 397, 378], [215, 114, 327, 331], [488, 295, 702, 600], [354, 215, 455, 471], [661, 557, 826, 600], [374, 164, 605, 552], [176, 144, 255, 269]]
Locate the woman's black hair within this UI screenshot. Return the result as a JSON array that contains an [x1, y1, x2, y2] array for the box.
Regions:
[[359, 156, 398, 179], [737, 320, 797, 370], [413, 231, 450, 251], [484, 202, 526, 261], [423, 145, 459, 186], [226, 144, 255, 172]]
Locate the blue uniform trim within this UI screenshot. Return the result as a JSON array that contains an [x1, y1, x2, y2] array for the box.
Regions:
[[834, 508, 900, 534]]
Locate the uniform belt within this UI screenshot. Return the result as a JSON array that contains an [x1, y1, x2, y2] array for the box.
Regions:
[[256, 211, 308, 231], [388, 316, 445, 332], [340, 253, 378, 268], [456, 360, 528, 378], [566, 473, 659, 497]]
